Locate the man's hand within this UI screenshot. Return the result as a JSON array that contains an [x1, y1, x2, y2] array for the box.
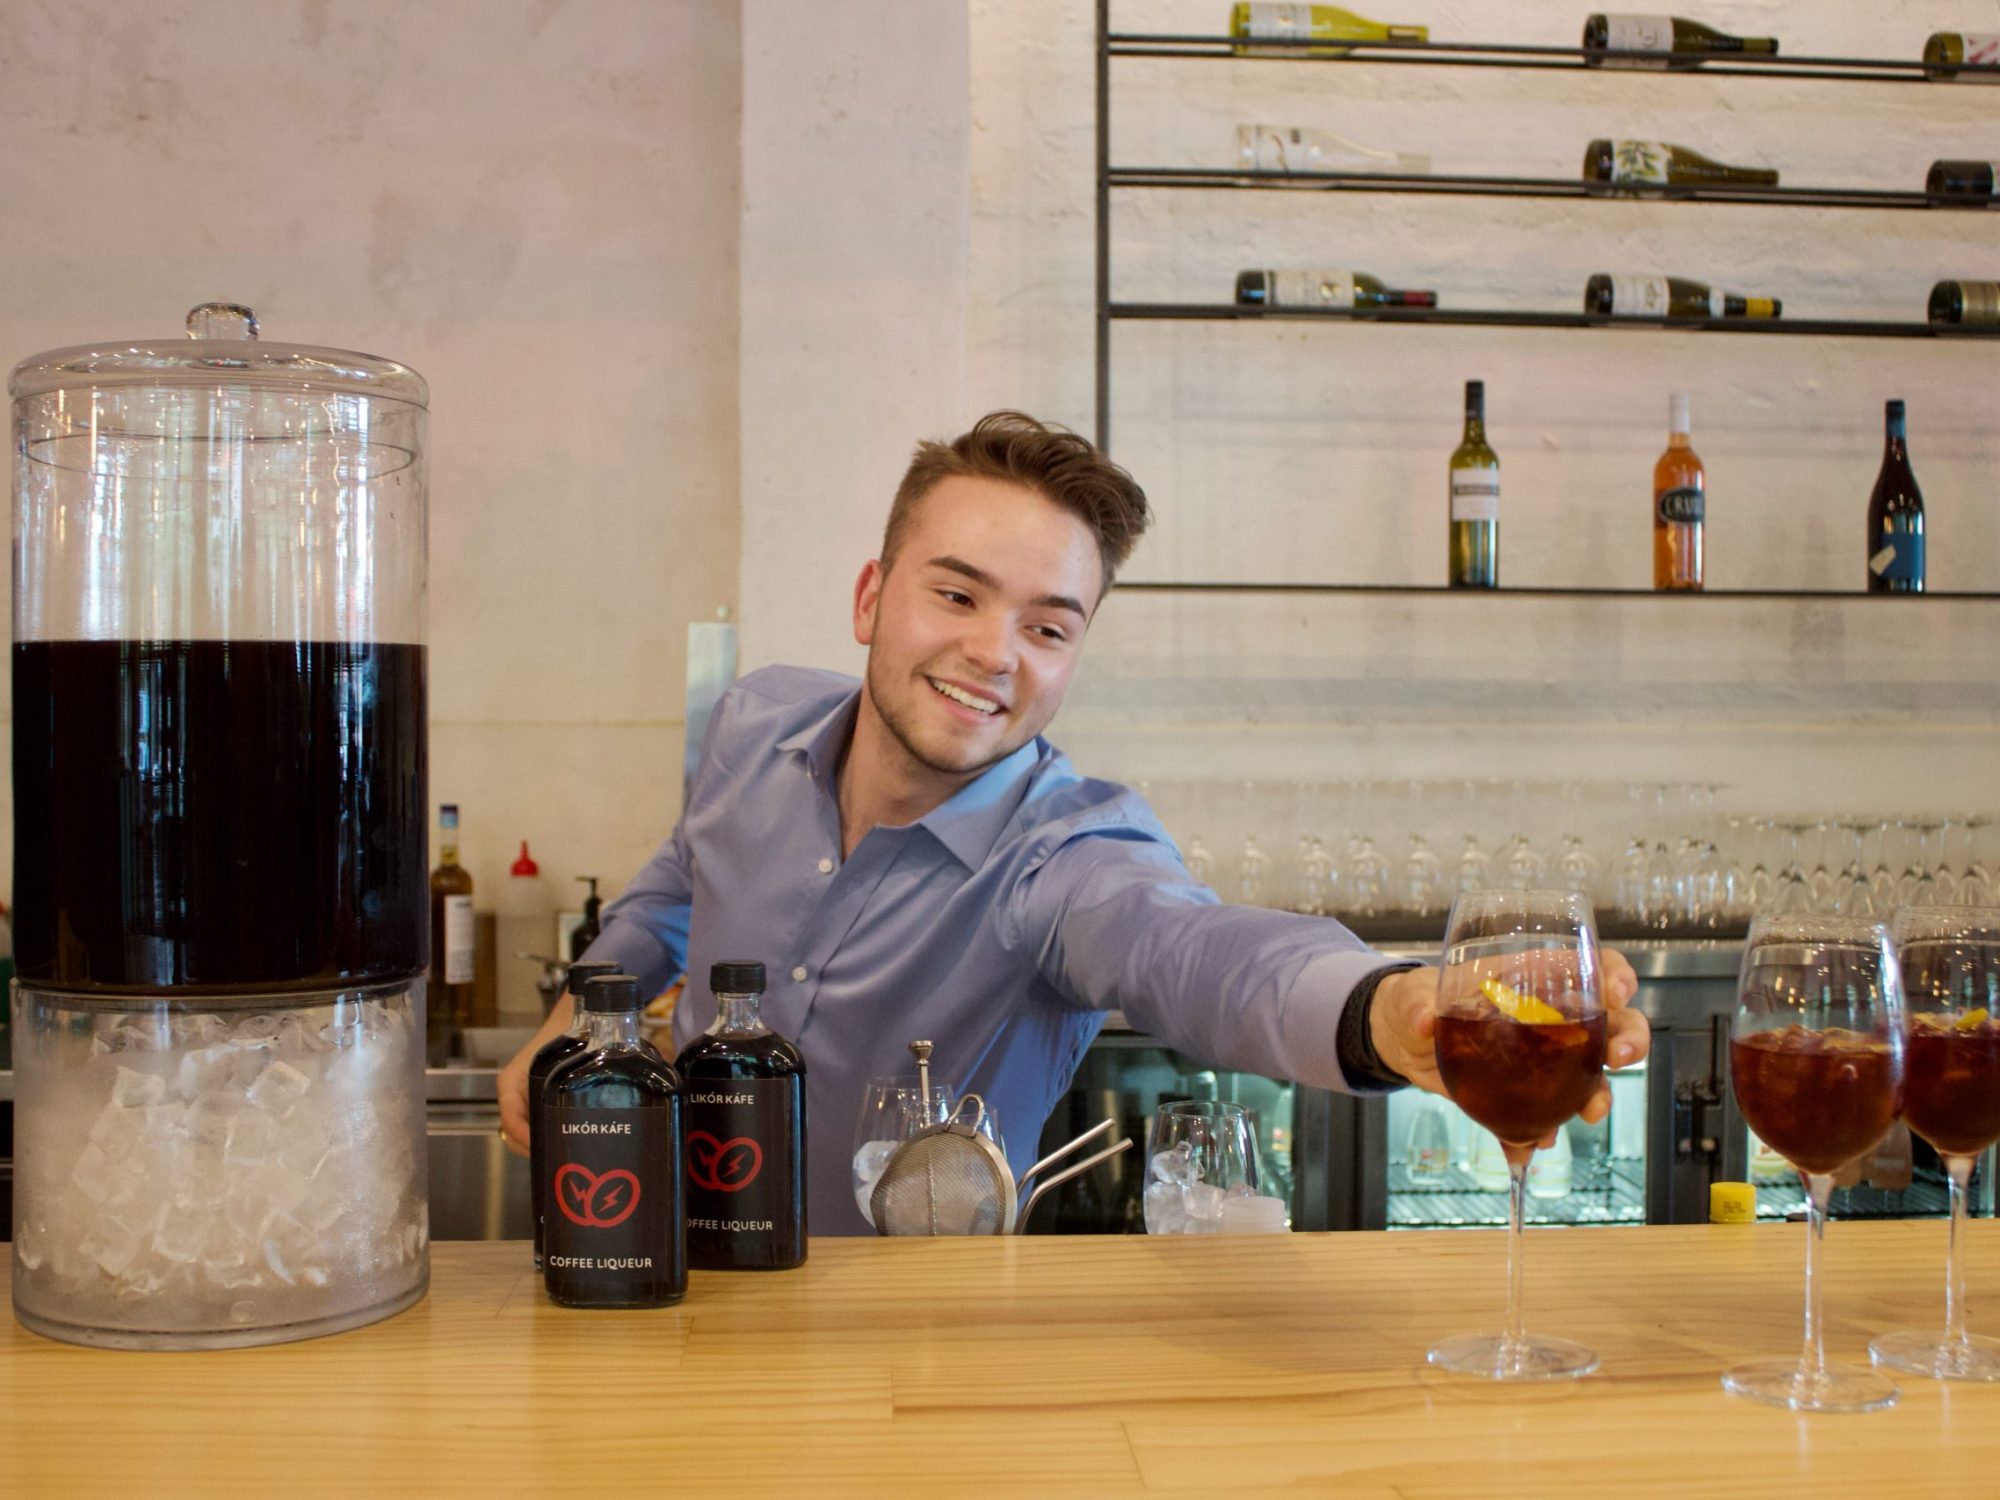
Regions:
[[497, 995, 577, 1156], [1368, 949, 1648, 1131]]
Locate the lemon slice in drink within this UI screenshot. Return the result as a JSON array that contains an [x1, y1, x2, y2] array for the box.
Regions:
[[1479, 977, 1566, 1025], [1957, 1008, 1991, 1031]]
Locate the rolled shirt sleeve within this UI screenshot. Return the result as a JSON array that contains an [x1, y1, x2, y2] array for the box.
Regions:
[[1009, 828, 1412, 1096]]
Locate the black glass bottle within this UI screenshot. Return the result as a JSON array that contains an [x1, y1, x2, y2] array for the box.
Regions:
[[543, 973, 686, 1308], [528, 959, 620, 1273], [1866, 400, 1926, 594], [676, 961, 808, 1270]]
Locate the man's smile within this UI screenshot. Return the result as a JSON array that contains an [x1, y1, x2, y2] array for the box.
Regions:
[[926, 675, 1004, 717]]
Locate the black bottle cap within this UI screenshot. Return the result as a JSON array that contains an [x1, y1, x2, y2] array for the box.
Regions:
[[710, 961, 767, 995], [1886, 398, 1906, 420], [581, 974, 642, 1013], [565, 960, 619, 998]]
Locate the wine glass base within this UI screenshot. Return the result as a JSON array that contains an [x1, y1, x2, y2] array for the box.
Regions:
[[1721, 1359, 1899, 1412], [1427, 1332, 1598, 1381], [1869, 1330, 2000, 1382]]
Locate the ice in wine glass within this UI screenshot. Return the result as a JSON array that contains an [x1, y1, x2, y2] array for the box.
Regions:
[[1871, 905, 2000, 1382], [1428, 890, 1607, 1381], [1724, 914, 1905, 1412]]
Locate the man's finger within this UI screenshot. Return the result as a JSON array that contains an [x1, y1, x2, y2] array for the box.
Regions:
[[1607, 1008, 1651, 1070], [1600, 947, 1640, 1007], [1578, 1080, 1612, 1126]]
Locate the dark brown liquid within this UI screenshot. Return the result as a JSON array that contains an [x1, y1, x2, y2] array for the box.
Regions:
[[1435, 1010, 1607, 1146], [12, 639, 427, 994], [1903, 1018, 2000, 1159], [1731, 1026, 1902, 1175], [677, 1028, 808, 1271]]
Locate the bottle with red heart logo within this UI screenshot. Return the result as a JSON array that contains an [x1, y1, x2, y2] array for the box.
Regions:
[[676, 961, 808, 1270], [528, 960, 620, 1274], [542, 973, 686, 1307]]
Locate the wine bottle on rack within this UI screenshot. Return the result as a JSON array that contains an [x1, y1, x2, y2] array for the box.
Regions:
[[1236, 123, 1430, 177], [1866, 399, 1926, 594], [1584, 273, 1781, 320], [1235, 269, 1438, 309], [1583, 139, 1780, 189], [1653, 393, 1705, 591], [1229, 4, 1428, 57], [1926, 160, 2000, 202], [1582, 14, 1778, 68], [1923, 32, 2000, 82], [1448, 380, 1499, 589], [1928, 279, 2000, 325]]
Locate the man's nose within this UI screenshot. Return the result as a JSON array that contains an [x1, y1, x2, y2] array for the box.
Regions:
[[960, 613, 1018, 676]]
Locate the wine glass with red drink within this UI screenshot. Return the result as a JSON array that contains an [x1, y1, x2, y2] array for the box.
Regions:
[[1871, 906, 2000, 1381], [1725, 914, 1906, 1412], [1429, 889, 1608, 1380]]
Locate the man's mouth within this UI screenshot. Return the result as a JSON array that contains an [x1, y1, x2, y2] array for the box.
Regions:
[[927, 676, 1003, 716]]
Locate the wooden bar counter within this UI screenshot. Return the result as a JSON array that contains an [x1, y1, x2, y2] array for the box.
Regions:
[[5, 1221, 2000, 1496]]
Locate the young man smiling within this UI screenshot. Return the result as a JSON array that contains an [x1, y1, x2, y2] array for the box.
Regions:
[[501, 411, 1648, 1234]]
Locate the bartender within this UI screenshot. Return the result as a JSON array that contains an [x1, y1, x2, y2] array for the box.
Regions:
[[499, 411, 1648, 1233]]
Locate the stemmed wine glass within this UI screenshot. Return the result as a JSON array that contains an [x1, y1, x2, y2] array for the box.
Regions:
[[1428, 890, 1608, 1380], [1871, 906, 2000, 1382], [1724, 914, 1906, 1412]]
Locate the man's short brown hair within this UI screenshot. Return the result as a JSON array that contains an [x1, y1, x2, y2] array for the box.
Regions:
[[882, 410, 1151, 597]]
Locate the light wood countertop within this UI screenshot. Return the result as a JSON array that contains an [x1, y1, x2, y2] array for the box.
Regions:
[[5, 1221, 2000, 1497]]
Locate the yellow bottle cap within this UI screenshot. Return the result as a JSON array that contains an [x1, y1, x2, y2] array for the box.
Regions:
[[1710, 1181, 1756, 1224]]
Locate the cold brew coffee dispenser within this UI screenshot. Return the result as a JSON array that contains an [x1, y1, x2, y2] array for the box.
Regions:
[[10, 303, 432, 1347]]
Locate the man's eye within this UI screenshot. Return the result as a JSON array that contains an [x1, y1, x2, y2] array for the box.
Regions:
[[938, 589, 973, 607], [1032, 625, 1069, 644]]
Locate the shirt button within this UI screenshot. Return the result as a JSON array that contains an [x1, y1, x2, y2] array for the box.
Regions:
[[817, 857, 834, 874], [791, 965, 808, 983]]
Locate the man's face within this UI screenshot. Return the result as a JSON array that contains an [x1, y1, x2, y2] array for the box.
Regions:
[[853, 474, 1103, 784]]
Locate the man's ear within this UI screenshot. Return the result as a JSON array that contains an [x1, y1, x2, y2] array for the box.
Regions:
[[853, 558, 884, 647]]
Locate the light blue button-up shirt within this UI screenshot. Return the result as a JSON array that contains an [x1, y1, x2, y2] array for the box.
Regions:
[[588, 665, 1402, 1235]]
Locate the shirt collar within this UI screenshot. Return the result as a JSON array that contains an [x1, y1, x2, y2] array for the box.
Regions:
[[775, 684, 1042, 872]]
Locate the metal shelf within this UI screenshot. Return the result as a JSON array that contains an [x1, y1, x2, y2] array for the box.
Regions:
[[1386, 1157, 1647, 1229], [1111, 302, 1986, 340], [1107, 32, 1984, 87], [1110, 166, 1967, 214], [1114, 581, 2000, 601]]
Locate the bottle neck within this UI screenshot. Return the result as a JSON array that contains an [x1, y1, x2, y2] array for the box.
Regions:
[[710, 990, 770, 1036], [583, 1009, 643, 1050], [1666, 431, 1691, 451], [439, 840, 460, 867]]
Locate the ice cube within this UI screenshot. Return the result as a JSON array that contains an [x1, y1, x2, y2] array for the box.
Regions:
[[184, 1092, 245, 1152], [72, 1142, 120, 1203], [1143, 1180, 1189, 1234], [174, 1154, 230, 1211], [277, 1013, 333, 1056], [93, 1020, 168, 1056], [79, 1214, 149, 1278], [262, 1210, 313, 1286], [87, 1102, 144, 1160], [233, 1015, 282, 1044], [176, 1044, 237, 1100], [112, 1066, 167, 1109], [247, 1160, 312, 1218], [225, 1109, 274, 1166], [1149, 1143, 1197, 1186], [247, 1059, 313, 1118], [1184, 1180, 1227, 1228], [171, 1012, 230, 1048], [153, 1205, 210, 1265]]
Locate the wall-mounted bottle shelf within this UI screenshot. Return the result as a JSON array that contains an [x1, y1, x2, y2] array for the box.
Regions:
[[1114, 582, 2000, 600], [1107, 33, 1982, 87], [1110, 303, 1996, 339], [1110, 166, 1975, 215]]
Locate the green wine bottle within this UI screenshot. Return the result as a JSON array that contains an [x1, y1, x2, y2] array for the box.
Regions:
[[1583, 139, 1779, 189], [1867, 400, 1925, 594], [1582, 13, 1778, 68], [1584, 273, 1782, 319], [1928, 279, 2000, 325], [1448, 380, 1499, 589], [1229, 3, 1428, 57], [1923, 32, 2000, 82], [1927, 160, 2000, 201], [1235, 269, 1437, 309]]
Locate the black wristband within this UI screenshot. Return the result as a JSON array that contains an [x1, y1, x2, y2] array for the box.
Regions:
[[1337, 961, 1424, 1089]]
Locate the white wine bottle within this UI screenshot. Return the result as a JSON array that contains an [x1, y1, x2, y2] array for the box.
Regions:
[[1235, 269, 1437, 309], [1582, 13, 1778, 69], [1928, 279, 2000, 325], [1584, 273, 1781, 319], [1229, 3, 1428, 58], [1448, 380, 1498, 589], [1923, 32, 2000, 82], [1235, 124, 1430, 177], [1583, 139, 1779, 189]]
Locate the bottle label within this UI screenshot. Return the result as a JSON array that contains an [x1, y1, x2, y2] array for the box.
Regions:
[[1657, 485, 1705, 525], [1449, 467, 1500, 522], [1607, 141, 1670, 185], [544, 1104, 678, 1290], [443, 894, 475, 984], [1602, 15, 1675, 68], [1607, 274, 1671, 316], [1240, 2, 1310, 39], [684, 1077, 804, 1259], [1957, 34, 2000, 78], [1268, 269, 1355, 308], [1870, 529, 1925, 584]]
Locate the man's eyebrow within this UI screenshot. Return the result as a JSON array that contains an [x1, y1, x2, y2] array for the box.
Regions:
[[926, 555, 1088, 620]]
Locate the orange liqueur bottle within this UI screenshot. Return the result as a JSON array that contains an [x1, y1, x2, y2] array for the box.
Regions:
[[1653, 392, 1705, 590]]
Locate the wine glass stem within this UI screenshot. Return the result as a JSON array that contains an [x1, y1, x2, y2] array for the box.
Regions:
[[1504, 1152, 1529, 1357], [1800, 1171, 1833, 1389], [1945, 1154, 1974, 1357]]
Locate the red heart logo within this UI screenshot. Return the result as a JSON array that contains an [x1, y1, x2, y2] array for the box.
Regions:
[[553, 1163, 642, 1228], [687, 1131, 764, 1194]]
